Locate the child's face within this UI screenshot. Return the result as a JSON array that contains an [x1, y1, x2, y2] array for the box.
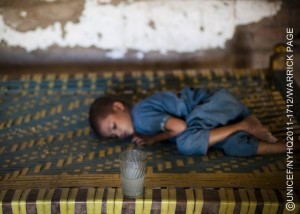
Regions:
[[97, 102, 134, 139]]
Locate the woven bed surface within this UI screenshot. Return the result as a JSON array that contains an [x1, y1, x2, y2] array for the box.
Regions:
[[0, 68, 299, 189]]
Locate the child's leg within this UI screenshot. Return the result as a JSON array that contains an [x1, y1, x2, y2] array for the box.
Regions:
[[208, 114, 276, 147], [213, 131, 258, 157], [257, 141, 285, 154], [211, 115, 286, 156], [257, 140, 300, 155], [242, 115, 277, 143]]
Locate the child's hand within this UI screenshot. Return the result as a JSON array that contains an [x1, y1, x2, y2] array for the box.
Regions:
[[132, 135, 156, 145]]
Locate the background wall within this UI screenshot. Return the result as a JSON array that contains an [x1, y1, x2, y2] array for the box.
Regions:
[[0, 0, 299, 68]]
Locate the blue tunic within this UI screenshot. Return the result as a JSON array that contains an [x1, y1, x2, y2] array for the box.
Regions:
[[131, 87, 258, 156]]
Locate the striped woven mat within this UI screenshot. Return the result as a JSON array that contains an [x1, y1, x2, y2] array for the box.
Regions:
[[0, 68, 299, 192], [1, 187, 299, 214]]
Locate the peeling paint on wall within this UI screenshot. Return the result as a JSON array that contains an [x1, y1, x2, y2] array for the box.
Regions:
[[0, 0, 84, 32], [0, 0, 281, 59]]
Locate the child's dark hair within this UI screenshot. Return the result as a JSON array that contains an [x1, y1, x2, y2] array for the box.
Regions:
[[89, 96, 130, 136]]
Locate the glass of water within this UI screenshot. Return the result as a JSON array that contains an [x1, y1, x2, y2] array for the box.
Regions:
[[120, 150, 148, 198]]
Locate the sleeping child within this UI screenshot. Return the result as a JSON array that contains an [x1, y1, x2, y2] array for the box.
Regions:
[[89, 87, 290, 156]]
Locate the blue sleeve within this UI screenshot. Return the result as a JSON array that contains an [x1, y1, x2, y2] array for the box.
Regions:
[[131, 91, 179, 135], [132, 106, 170, 135]]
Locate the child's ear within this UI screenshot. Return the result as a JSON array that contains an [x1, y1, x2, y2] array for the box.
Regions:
[[112, 101, 125, 111]]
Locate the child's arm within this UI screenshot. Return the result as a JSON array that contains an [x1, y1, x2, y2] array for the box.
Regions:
[[134, 116, 246, 146], [133, 117, 187, 145], [133, 117, 245, 145]]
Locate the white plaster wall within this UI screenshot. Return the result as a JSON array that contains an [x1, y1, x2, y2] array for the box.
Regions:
[[0, 0, 281, 59]]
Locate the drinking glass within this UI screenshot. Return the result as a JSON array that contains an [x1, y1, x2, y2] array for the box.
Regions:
[[120, 150, 148, 198]]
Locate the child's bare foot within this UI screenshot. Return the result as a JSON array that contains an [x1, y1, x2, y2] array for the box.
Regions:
[[242, 115, 277, 143]]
